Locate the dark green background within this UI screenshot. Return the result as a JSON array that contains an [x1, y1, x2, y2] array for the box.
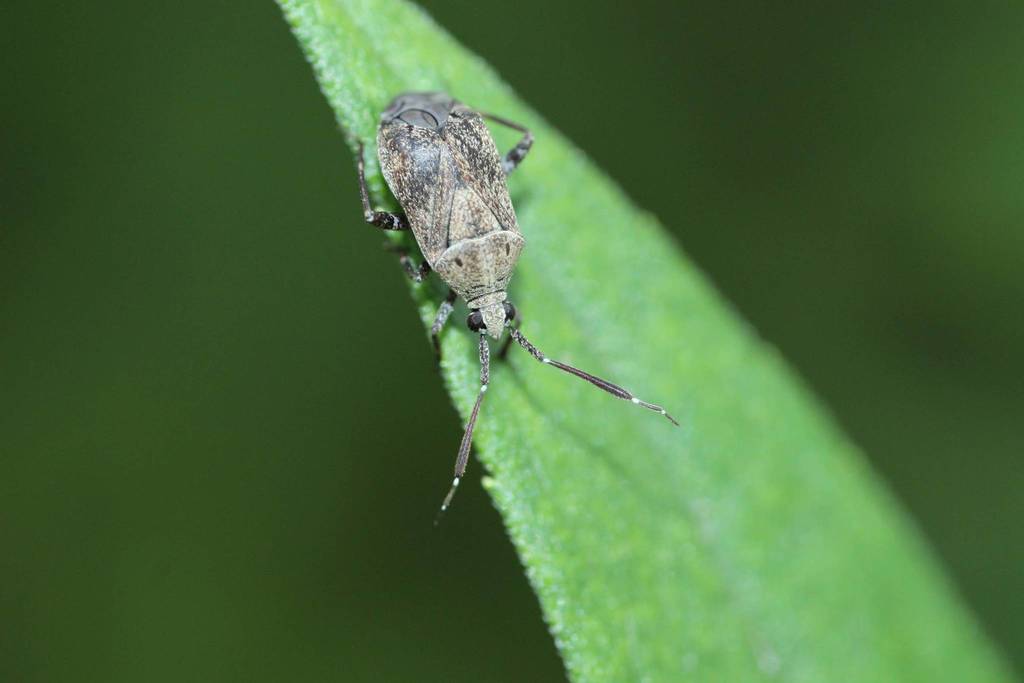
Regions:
[[2, 2, 1021, 681]]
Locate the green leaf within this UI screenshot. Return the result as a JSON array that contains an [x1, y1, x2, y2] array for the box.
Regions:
[[276, 2, 1014, 681]]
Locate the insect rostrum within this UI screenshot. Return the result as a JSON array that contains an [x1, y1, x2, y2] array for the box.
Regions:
[[357, 92, 677, 514]]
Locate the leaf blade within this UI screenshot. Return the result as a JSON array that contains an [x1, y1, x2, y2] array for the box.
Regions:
[[276, 1, 1015, 681]]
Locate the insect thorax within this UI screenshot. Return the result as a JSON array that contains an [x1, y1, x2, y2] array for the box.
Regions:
[[434, 230, 524, 306]]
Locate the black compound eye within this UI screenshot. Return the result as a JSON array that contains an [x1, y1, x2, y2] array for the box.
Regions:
[[467, 311, 485, 332], [503, 302, 517, 323]]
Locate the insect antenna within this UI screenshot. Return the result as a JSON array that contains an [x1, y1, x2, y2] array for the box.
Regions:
[[436, 333, 491, 522], [510, 328, 679, 426]]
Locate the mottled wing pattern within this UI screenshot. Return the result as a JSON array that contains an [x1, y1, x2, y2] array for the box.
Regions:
[[443, 110, 520, 235], [377, 125, 451, 264]]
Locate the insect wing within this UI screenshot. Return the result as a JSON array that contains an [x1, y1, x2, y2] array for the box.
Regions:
[[377, 125, 450, 263], [444, 111, 520, 235]]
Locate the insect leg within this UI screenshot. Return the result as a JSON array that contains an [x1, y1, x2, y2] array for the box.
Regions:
[[479, 112, 533, 175], [398, 251, 431, 283], [357, 142, 410, 231], [430, 289, 458, 359], [439, 333, 490, 517], [510, 328, 679, 426], [382, 242, 430, 282]]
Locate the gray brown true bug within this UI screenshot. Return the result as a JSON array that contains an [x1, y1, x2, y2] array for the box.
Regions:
[[355, 91, 678, 514]]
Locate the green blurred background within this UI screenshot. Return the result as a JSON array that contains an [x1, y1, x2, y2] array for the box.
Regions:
[[2, 1, 1021, 680]]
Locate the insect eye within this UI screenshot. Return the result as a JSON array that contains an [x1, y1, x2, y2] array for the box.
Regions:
[[503, 302, 517, 323], [467, 311, 485, 332]]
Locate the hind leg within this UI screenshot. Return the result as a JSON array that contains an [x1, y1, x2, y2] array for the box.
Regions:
[[356, 142, 409, 231]]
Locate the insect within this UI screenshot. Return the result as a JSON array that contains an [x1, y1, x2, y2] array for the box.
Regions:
[[356, 91, 677, 513]]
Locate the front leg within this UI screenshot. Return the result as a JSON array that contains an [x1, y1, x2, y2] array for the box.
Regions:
[[357, 142, 409, 231], [479, 112, 533, 175], [430, 289, 458, 359]]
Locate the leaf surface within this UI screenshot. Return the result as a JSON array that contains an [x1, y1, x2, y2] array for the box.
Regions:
[[277, 2, 1014, 681]]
